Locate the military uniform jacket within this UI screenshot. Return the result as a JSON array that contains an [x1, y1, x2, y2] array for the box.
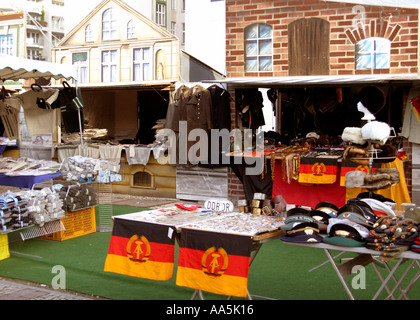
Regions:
[[185, 85, 213, 132]]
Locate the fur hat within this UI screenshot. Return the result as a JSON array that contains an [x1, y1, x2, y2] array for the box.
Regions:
[[342, 127, 365, 145], [345, 170, 366, 188], [361, 121, 390, 145]]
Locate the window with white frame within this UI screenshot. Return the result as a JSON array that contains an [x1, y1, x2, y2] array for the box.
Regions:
[[355, 37, 390, 70], [0, 35, 14, 56], [85, 24, 93, 42], [133, 48, 152, 81], [182, 23, 185, 44], [127, 20, 135, 39], [244, 23, 273, 72], [73, 52, 88, 83], [171, 22, 176, 35], [156, 2, 166, 27], [171, 0, 176, 10], [101, 50, 118, 82], [102, 8, 118, 40]]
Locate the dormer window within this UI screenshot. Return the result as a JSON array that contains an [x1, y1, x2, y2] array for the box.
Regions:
[[127, 20, 136, 39], [102, 8, 118, 40], [85, 24, 93, 42]]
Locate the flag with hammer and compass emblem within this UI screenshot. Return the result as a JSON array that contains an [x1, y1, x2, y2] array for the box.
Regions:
[[298, 157, 338, 184], [176, 228, 253, 297], [104, 218, 175, 281]]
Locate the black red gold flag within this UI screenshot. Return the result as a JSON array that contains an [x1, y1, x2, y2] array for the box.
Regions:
[[411, 95, 420, 123], [176, 228, 253, 298], [339, 160, 380, 186], [298, 157, 338, 184], [104, 218, 175, 281]]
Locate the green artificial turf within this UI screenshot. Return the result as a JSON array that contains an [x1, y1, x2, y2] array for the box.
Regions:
[[0, 205, 419, 300]]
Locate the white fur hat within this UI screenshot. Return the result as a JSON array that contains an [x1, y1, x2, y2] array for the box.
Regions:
[[361, 121, 390, 145], [342, 127, 365, 145]]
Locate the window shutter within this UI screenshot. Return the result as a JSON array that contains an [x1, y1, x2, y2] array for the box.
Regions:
[[288, 18, 330, 76]]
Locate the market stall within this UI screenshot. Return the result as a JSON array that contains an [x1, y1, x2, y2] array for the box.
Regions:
[[104, 200, 284, 299], [0, 55, 84, 241], [202, 74, 420, 213]]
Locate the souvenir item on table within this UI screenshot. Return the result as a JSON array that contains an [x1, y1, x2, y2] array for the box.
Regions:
[[361, 121, 390, 145], [280, 221, 323, 243], [281, 214, 317, 231], [116, 206, 229, 228], [58, 183, 97, 211], [373, 143, 397, 163], [174, 204, 201, 211], [315, 201, 339, 217], [363, 167, 400, 191], [343, 145, 369, 166], [0, 186, 65, 231], [60, 155, 121, 183], [0, 157, 60, 176], [342, 127, 365, 145], [309, 209, 331, 232], [238, 199, 249, 213], [345, 199, 379, 226], [358, 198, 396, 217], [367, 216, 418, 260], [345, 170, 366, 188], [180, 212, 284, 236], [324, 219, 369, 247], [405, 206, 420, 224], [285, 206, 311, 217]]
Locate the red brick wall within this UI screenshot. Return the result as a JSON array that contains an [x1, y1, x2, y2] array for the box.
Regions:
[[225, 0, 418, 205], [225, 0, 419, 77]]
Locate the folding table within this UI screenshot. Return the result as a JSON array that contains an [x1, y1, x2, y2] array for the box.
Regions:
[[0, 172, 62, 189], [189, 229, 284, 300], [112, 209, 285, 300], [284, 241, 420, 300]]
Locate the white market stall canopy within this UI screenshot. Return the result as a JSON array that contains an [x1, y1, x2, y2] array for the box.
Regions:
[[203, 74, 420, 88], [0, 54, 76, 82]]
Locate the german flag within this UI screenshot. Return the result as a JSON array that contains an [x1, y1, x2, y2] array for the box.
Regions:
[[104, 218, 175, 281], [298, 157, 338, 184], [176, 228, 253, 298], [339, 160, 380, 186], [411, 95, 420, 124]]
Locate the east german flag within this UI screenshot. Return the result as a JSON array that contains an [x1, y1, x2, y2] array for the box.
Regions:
[[176, 228, 253, 298], [104, 218, 175, 281], [411, 95, 420, 123], [339, 160, 380, 186], [298, 157, 338, 184]]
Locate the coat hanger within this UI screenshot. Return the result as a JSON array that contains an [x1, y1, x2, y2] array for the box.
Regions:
[[31, 83, 43, 92], [1, 86, 6, 101], [0, 86, 12, 101]]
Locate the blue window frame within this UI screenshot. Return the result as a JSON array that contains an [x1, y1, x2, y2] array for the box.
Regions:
[[356, 37, 390, 70], [244, 23, 273, 72]]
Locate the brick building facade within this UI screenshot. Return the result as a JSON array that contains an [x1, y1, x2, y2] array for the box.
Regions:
[[223, 0, 419, 205], [225, 0, 418, 77]]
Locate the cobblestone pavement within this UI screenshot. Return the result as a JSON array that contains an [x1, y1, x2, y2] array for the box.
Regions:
[[0, 278, 106, 300], [0, 194, 201, 300]]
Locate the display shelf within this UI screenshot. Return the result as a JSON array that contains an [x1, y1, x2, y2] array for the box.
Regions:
[[19, 220, 65, 241], [40, 207, 96, 241]]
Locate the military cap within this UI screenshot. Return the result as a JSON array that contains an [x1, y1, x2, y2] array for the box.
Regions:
[[315, 201, 339, 217], [281, 221, 323, 244]]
